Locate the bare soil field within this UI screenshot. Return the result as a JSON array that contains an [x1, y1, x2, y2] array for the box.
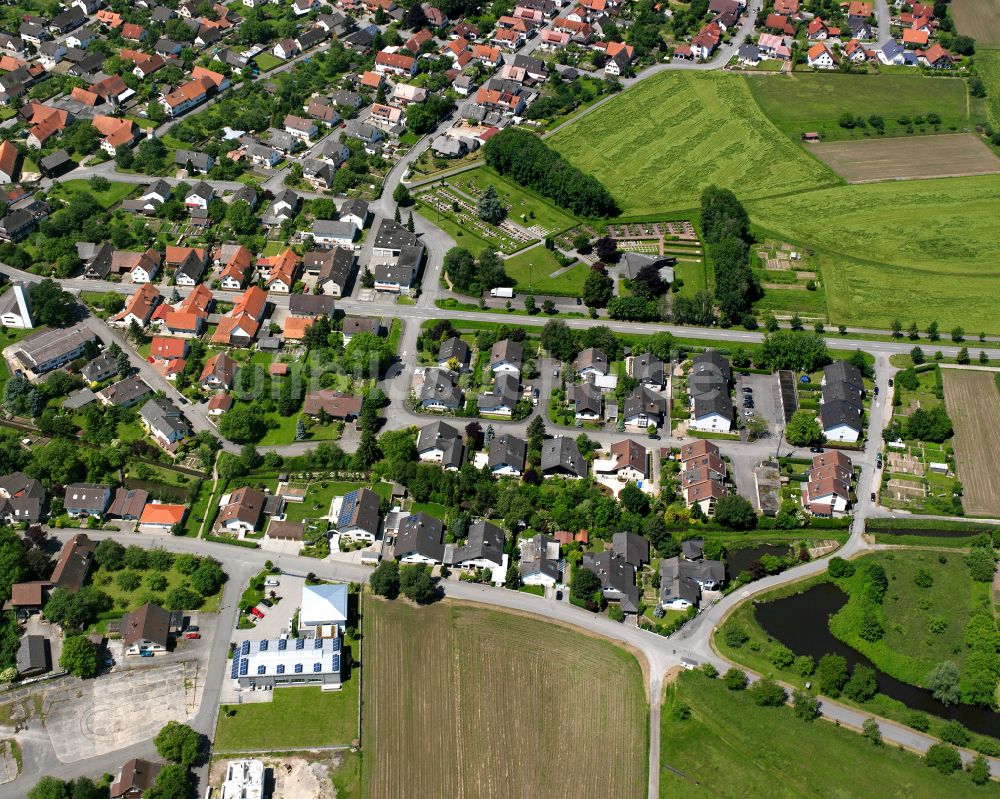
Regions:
[[941, 370, 1000, 516], [952, 0, 1000, 46], [361, 598, 647, 799], [808, 133, 1000, 183]]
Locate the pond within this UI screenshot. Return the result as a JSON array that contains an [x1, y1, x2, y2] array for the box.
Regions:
[[755, 582, 1000, 737], [725, 544, 791, 581]]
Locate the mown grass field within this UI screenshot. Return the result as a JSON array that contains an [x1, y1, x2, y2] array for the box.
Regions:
[[941, 370, 1000, 517], [503, 247, 590, 296], [977, 49, 1000, 129], [952, 0, 1000, 46], [362, 598, 647, 799], [746, 174, 1000, 332], [548, 72, 838, 216], [747, 73, 974, 142], [661, 670, 992, 799], [214, 676, 359, 751]]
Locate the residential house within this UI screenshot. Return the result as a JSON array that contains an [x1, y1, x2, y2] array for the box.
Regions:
[[218, 486, 267, 536], [394, 512, 445, 563], [289, 294, 335, 317], [341, 316, 380, 343], [416, 421, 465, 469], [312, 219, 357, 248], [302, 391, 364, 421], [575, 347, 608, 378], [451, 520, 505, 571], [4, 323, 96, 377], [200, 352, 237, 390], [110, 759, 162, 799], [98, 376, 152, 408], [570, 381, 602, 422], [540, 436, 587, 478], [437, 336, 471, 372], [0, 472, 45, 523], [688, 350, 732, 432], [659, 555, 724, 609], [807, 42, 837, 68], [594, 438, 649, 483], [622, 385, 667, 430], [802, 450, 853, 516], [626, 352, 665, 389], [0, 283, 32, 329], [107, 488, 150, 522], [519, 534, 561, 586], [212, 286, 267, 347], [219, 244, 252, 289], [581, 532, 649, 613], [374, 49, 418, 76], [489, 338, 523, 375], [82, 352, 117, 384], [312, 248, 356, 297], [121, 603, 171, 655], [420, 368, 463, 411], [261, 189, 300, 228], [140, 397, 191, 447], [64, 485, 111, 518], [284, 113, 317, 141], [335, 487, 381, 542], [478, 372, 520, 418], [138, 503, 186, 532], [259, 248, 301, 293], [488, 433, 526, 477]]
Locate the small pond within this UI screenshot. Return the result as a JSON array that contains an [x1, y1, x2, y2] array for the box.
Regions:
[[755, 582, 1000, 737], [725, 544, 791, 581]]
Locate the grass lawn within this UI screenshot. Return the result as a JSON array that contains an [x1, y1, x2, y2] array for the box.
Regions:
[[49, 179, 136, 209], [254, 52, 283, 72], [413, 196, 518, 254], [214, 670, 359, 751], [185, 479, 222, 538], [446, 166, 578, 234], [746, 72, 975, 143], [255, 411, 341, 447], [503, 248, 589, 296], [747, 174, 1000, 333], [548, 72, 838, 216], [362, 598, 646, 798], [283, 481, 367, 523], [660, 669, 992, 799], [88, 559, 222, 622], [978, 49, 1000, 129]]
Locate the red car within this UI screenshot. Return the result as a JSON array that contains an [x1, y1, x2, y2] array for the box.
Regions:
[[250, 607, 265, 619], [184, 632, 201, 640]]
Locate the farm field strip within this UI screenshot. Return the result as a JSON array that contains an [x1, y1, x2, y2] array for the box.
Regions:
[[361, 598, 647, 799], [808, 133, 1000, 183], [548, 72, 838, 216], [951, 0, 1000, 47], [941, 370, 1000, 516]]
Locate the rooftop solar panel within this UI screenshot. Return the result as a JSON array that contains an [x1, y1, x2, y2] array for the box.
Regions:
[[295, 638, 305, 650], [294, 663, 303, 673], [276, 664, 285, 674], [278, 638, 287, 650], [259, 640, 268, 651], [257, 664, 266, 675]]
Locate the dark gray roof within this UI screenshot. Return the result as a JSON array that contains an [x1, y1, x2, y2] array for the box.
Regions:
[[540, 436, 586, 477], [339, 486, 381, 536], [822, 380, 863, 410], [438, 336, 470, 365], [691, 350, 731, 382], [820, 400, 862, 433], [692, 392, 733, 422], [315, 248, 355, 287], [490, 338, 523, 368], [451, 520, 504, 567], [140, 397, 191, 439], [576, 347, 608, 374], [416, 420, 460, 452], [488, 433, 526, 473], [519, 534, 560, 581], [289, 294, 336, 316], [420, 368, 463, 408], [572, 381, 602, 416], [681, 539, 704, 560], [824, 360, 863, 392], [100, 376, 152, 407], [478, 372, 519, 413], [372, 218, 419, 251], [395, 512, 445, 561], [622, 385, 666, 421], [0, 472, 45, 522], [612, 532, 650, 567], [582, 550, 640, 613], [631, 352, 664, 386]]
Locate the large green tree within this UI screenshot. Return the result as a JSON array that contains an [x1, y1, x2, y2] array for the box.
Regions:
[[59, 636, 99, 679], [154, 721, 202, 766], [28, 279, 77, 327], [785, 410, 824, 446]]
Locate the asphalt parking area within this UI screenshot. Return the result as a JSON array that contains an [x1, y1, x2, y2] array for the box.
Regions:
[[735, 373, 782, 434], [44, 663, 195, 762], [239, 574, 304, 641]]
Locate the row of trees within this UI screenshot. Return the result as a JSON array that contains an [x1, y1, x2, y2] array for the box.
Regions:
[[483, 129, 620, 218], [700, 187, 759, 326]]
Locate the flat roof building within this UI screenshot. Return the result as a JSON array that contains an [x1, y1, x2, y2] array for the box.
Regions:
[[231, 636, 342, 690]]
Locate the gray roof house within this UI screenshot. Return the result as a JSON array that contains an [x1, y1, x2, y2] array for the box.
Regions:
[[478, 372, 520, 417], [489, 338, 523, 374], [0, 472, 45, 523], [140, 397, 191, 446], [575, 347, 608, 377], [420, 368, 463, 411], [394, 512, 445, 564], [438, 337, 470, 371], [450, 520, 505, 569], [540, 436, 587, 478], [416, 421, 465, 470], [488, 433, 526, 476], [519, 534, 561, 586], [98, 376, 152, 408], [64, 483, 111, 517], [628, 352, 665, 389]]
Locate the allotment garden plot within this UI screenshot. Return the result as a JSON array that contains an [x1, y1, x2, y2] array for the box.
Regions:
[[808, 133, 1000, 183], [941, 370, 1000, 516], [362, 598, 647, 799]]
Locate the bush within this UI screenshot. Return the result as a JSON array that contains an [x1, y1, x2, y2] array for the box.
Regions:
[[792, 689, 819, 720], [724, 625, 749, 648], [723, 668, 748, 690], [827, 557, 855, 578], [671, 702, 691, 721], [862, 718, 882, 746], [907, 711, 930, 732], [370, 560, 400, 599], [749, 677, 787, 707], [969, 754, 991, 785], [701, 663, 718, 678], [794, 655, 815, 676], [924, 743, 961, 775], [770, 645, 795, 670], [816, 654, 849, 697], [842, 665, 877, 702], [939, 720, 970, 747]]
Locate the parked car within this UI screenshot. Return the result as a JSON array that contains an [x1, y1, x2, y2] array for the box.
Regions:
[[251, 607, 265, 619], [871, 492, 877, 502], [140, 650, 154, 658], [186, 625, 199, 633], [265, 578, 280, 587], [741, 386, 753, 394], [555, 590, 563, 601], [810, 447, 823, 453], [184, 632, 201, 640], [888, 378, 894, 387], [261, 598, 273, 607], [874, 386, 880, 396]]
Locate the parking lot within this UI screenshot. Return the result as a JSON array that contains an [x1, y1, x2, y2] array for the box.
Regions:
[[239, 573, 305, 641], [734, 372, 783, 435]]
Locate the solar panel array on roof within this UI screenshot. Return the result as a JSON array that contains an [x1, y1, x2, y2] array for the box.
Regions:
[[294, 663, 303, 673], [259, 640, 268, 651], [295, 637, 305, 650], [239, 659, 248, 676], [278, 638, 287, 650], [241, 641, 250, 655], [231, 660, 239, 678], [332, 653, 340, 672], [257, 664, 265, 675], [338, 489, 359, 528], [313, 638, 323, 649]]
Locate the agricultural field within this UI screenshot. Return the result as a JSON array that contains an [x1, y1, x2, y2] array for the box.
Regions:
[[747, 73, 975, 143], [941, 370, 1000, 516], [548, 72, 838, 216], [809, 133, 1000, 183], [952, 0, 1000, 46], [661, 670, 992, 799], [362, 598, 647, 799], [746, 174, 1000, 332], [503, 247, 590, 296]]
